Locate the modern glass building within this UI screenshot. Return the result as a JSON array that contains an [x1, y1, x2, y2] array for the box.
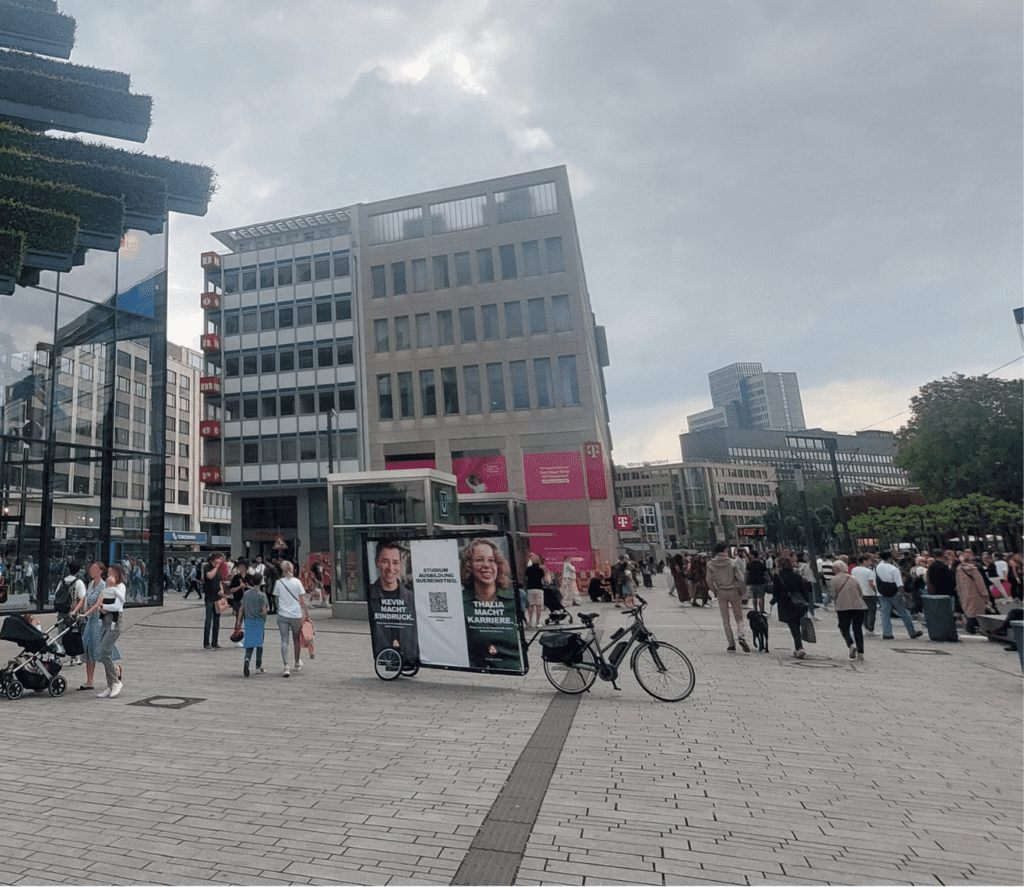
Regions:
[[0, 2, 214, 611]]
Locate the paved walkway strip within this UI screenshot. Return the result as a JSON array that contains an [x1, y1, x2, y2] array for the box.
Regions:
[[452, 690, 581, 885]]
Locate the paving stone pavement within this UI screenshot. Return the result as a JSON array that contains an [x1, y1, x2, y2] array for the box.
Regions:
[[1, 590, 1020, 886]]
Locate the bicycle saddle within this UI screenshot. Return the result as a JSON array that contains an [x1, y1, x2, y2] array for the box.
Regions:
[[579, 612, 600, 624]]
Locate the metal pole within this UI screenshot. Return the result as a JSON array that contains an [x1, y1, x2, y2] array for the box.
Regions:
[[825, 439, 853, 553], [794, 466, 822, 599]]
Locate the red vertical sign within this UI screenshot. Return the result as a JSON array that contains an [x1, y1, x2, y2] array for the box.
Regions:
[[584, 442, 608, 499]]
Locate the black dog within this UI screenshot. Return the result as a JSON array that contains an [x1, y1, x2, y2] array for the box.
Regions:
[[747, 610, 769, 653]]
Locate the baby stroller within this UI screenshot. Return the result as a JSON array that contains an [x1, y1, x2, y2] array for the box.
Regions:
[[542, 583, 573, 626], [0, 613, 81, 700]]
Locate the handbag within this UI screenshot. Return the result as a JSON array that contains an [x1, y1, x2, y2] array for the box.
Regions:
[[229, 627, 244, 643], [214, 597, 230, 614], [800, 615, 817, 644], [298, 619, 315, 653]]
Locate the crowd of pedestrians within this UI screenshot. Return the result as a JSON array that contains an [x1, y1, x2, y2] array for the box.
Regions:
[[192, 551, 314, 678], [542, 545, 1022, 662]]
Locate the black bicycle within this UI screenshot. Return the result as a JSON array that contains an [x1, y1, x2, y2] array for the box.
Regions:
[[536, 594, 695, 702]]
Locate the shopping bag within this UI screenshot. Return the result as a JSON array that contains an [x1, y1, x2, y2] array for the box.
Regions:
[[800, 615, 817, 644]]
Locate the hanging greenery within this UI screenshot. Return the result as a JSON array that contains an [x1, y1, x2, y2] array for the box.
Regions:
[[0, 226, 26, 278], [0, 172, 124, 238], [0, 146, 166, 221], [0, 47, 123, 90], [0, 197, 78, 257], [0, 122, 215, 210], [0, 4, 76, 58], [0, 64, 152, 129]]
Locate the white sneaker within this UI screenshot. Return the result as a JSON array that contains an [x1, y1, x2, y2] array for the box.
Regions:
[[849, 645, 857, 659], [294, 660, 303, 671], [256, 666, 266, 674], [109, 681, 123, 698], [283, 666, 290, 678], [96, 687, 112, 698]]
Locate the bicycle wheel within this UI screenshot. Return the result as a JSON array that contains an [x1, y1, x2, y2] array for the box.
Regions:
[[542, 646, 598, 695], [374, 648, 403, 681], [631, 642, 695, 702]]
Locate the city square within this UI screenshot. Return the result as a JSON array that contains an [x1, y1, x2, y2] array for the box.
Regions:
[[1, 591, 1021, 886]]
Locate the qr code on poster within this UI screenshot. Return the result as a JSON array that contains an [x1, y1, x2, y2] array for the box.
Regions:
[[428, 591, 448, 614]]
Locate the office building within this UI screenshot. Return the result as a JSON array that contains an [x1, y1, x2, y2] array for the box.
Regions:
[[679, 427, 909, 494], [614, 461, 777, 552], [198, 167, 616, 607], [687, 362, 806, 432]]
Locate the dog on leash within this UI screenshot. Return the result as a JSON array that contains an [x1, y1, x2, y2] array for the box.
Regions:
[[746, 610, 769, 653]]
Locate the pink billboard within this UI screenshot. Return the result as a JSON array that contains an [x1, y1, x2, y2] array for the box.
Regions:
[[528, 525, 594, 572], [583, 441, 608, 499], [452, 455, 508, 494], [522, 451, 585, 501]]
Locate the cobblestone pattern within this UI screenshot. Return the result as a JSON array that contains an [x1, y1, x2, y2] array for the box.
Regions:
[[0, 592, 1020, 885]]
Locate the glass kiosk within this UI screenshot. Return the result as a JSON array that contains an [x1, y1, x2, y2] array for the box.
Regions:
[[327, 469, 460, 619]]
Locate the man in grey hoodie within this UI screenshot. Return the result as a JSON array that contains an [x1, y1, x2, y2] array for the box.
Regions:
[[707, 543, 750, 652]]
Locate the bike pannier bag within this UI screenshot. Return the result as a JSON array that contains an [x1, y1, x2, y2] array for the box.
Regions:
[[539, 631, 586, 664]]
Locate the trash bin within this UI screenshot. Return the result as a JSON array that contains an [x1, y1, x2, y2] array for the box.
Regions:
[[922, 595, 958, 642], [1011, 621, 1023, 674]]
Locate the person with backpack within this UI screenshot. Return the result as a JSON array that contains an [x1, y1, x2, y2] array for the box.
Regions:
[[874, 551, 923, 640], [54, 561, 86, 665]]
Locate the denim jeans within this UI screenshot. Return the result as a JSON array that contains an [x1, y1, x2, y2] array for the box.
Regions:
[[880, 593, 916, 637], [863, 596, 878, 631], [204, 598, 220, 647]]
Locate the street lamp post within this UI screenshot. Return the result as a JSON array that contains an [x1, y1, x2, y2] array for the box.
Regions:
[[794, 466, 823, 602]]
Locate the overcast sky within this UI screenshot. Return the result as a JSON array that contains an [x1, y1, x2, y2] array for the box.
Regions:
[[61, 0, 1023, 464]]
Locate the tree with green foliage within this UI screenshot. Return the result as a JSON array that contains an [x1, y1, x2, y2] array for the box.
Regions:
[[843, 494, 1021, 553], [895, 374, 1022, 502]]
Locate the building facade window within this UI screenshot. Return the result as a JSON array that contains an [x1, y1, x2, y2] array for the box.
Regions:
[[486, 363, 506, 411], [464, 365, 482, 414], [459, 307, 476, 343], [504, 301, 523, 337], [437, 310, 454, 346], [415, 313, 433, 348], [412, 258, 428, 292], [510, 360, 530, 409], [499, 244, 517, 279], [476, 248, 494, 283], [522, 240, 541, 276], [558, 355, 580, 405], [374, 319, 389, 353], [432, 255, 450, 289], [454, 251, 471, 286], [398, 372, 414, 418], [391, 262, 406, 295], [527, 298, 547, 334], [419, 369, 437, 416], [534, 358, 553, 408], [377, 375, 393, 419], [441, 367, 459, 415], [394, 315, 411, 350], [545, 236, 565, 272], [481, 304, 499, 341], [552, 294, 571, 332]]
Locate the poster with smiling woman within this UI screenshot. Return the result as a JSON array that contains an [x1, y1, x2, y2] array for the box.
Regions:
[[457, 536, 525, 673]]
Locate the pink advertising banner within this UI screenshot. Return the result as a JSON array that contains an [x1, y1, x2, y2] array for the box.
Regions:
[[452, 456, 509, 494], [385, 459, 436, 470], [522, 451, 586, 501], [583, 441, 608, 499], [528, 525, 594, 572]]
